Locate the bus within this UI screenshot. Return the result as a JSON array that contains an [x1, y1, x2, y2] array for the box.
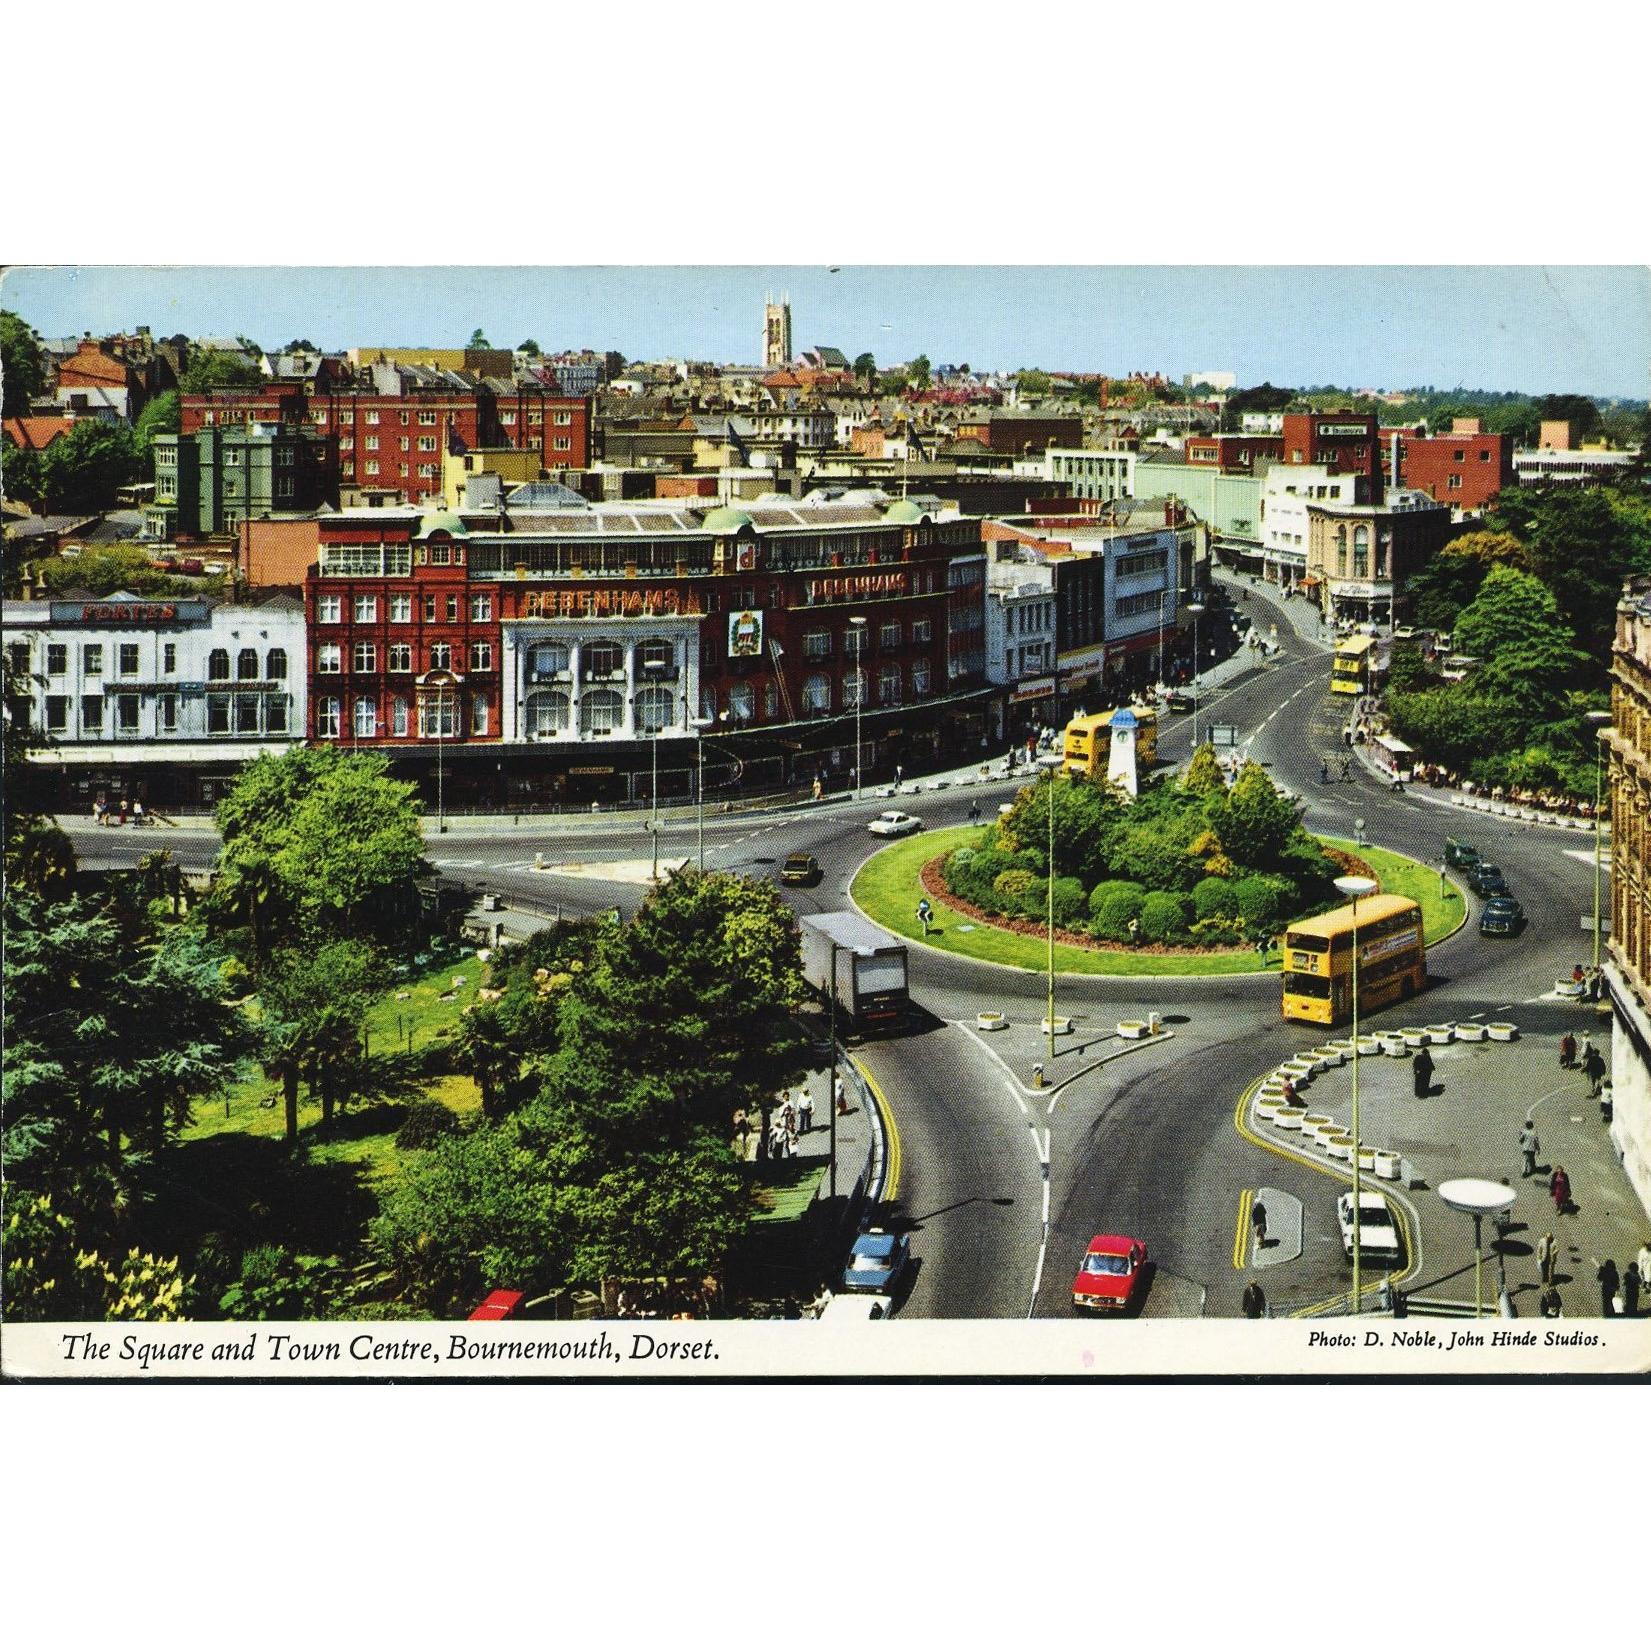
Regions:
[[1330, 634, 1378, 696], [1062, 707, 1158, 778], [1281, 893, 1426, 1026]]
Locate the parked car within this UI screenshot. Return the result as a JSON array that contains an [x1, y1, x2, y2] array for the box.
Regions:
[[1466, 862, 1508, 898], [868, 810, 923, 837], [841, 1228, 910, 1294], [1165, 690, 1195, 714], [1479, 896, 1525, 937], [1444, 838, 1480, 870], [780, 852, 822, 887], [1071, 1234, 1149, 1313], [1336, 1191, 1403, 1262]]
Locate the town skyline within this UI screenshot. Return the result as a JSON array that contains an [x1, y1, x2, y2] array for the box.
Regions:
[[4, 265, 1647, 401]]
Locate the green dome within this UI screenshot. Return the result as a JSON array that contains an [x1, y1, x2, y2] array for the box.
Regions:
[[884, 498, 929, 524], [701, 505, 754, 534], [417, 510, 469, 538]]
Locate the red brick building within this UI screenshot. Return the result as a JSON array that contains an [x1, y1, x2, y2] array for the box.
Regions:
[[1384, 418, 1513, 513], [1280, 410, 1382, 500], [1183, 433, 1283, 472], [955, 411, 1084, 455]]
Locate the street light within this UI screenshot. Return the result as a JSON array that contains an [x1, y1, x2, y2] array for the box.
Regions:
[[1038, 754, 1064, 1061], [1185, 599, 1205, 747], [1588, 709, 1613, 973], [692, 714, 717, 871], [1439, 1178, 1518, 1320], [849, 615, 867, 800], [1334, 872, 1378, 1314]]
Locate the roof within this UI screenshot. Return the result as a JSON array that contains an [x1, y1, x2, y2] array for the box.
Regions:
[[1285, 893, 1420, 938], [3, 416, 75, 452], [417, 510, 470, 538], [1085, 1234, 1141, 1254], [884, 498, 929, 524], [701, 505, 754, 533]]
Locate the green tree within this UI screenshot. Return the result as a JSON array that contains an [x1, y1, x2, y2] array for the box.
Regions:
[[907, 354, 931, 389], [258, 941, 382, 1139], [178, 349, 264, 393], [853, 352, 876, 386], [1209, 761, 1299, 870], [131, 389, 180, 451], [1017, 369, 1053, 396], [1452, 564, 1587, 710], [3, 1191, 191, 1323], [2, 650, 76, 897], [468, 328, 492, 349], [517, 338, 541, 354], [0, 310, 46, 416], [1226, 382, 1294, 415], [1180, 744, 1227, 796], [33, 420, 140, 513], [2, 434, 44, 508]]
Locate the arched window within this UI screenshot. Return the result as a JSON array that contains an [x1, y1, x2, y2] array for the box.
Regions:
[[237, 648, 259, 681], [638, 637, 675, 676], [391, 696, 410, 737], [635, 684, 674, 734], [728, 681, 756, 723], [208, 648, 230, 681], [878, 663, 902, 706], [266, 648, 287, 680], [803, 673, 831, 715], [353, 696, 377, 739], [1353, 524, 1370, 575], [912, 659, 932, 697], [532, 642, 569, 677], [526, 690, 571, 736], [582, 639, 623, 680], [844, 668, 867, 709], [580, 688, 623, 736], [315, 695, 340, 738]]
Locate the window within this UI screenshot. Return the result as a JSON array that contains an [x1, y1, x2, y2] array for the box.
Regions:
[[912, 618, 932, 644], [399, 438, 410, 453], [803, 673, 831, 714], [419, 411, 437, 427], [844, 669, 867, 709], [354, 595, 377, 622], [399, 411, 409, 427], [162, 643, 176, 675], [46, 695, 69, 732], [729, 681, 756, 722], [391, 696, 409, 737], [912, 658, 931, 697], [390, 593, 412, 622], [583, 640, 623, 679], [276, 476, 295, 499], [224, 449, 242, 467], [878, 663, 902, 705], [318, 595, 342, 623], [554, 411, 572, 426], [429, 642, 452, 671], [445, 594, 459, 622], [526, 690, 570, 736], [418, 464, 437, 479], [423, 595, 437, 623], [418, 437, 436, 453], [579, 688, 623, 737], [1353, 525, 1370, 578], [206, 647, 229, 680], [553, 437, 572, 452], [353, 642, 377, 674], [365, 435, 380, 451], [635, 684, 673, 734], [532, 643, 569, 676], [266, 698, 287, 734], [118, 642, 140, 676], [83, 644, 104, 675], [429, 543, 452, 566], [499, 410, 516, 425], [879, 621, 901, 649], [470, 642, 493, 672], [354, 697, 378, 739], [418, 694, 457, 738], [470, 593, 492, 622], [237, 648, 259, 681], [266, 648, 287, 680], [804, 628, 832, 660], [316, 695, 341, 738], [159, 694, 177, 733], [470, 696, 489, 736], [366, 409, 380, 425], [47, 643, 67, 675], [207, 695, 230, 735], [316, 643, 342, 674], [389, 643, 413, 673], [236, 695, 259, 735], [365, 461, 379, 476], [1448, 474, 1462, 490]]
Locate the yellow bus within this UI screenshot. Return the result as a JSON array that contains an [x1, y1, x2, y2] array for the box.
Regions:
[[1062, 707, 1158, 777], [1330, 634, 1376, 696], [1281, 893, 1425, 1026]]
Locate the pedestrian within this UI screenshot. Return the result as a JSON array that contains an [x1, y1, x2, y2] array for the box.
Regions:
[[1518, 1121, 1541, 1179], [1241, 1282, 1267, 1320], [969, 800, 981, 826], [769, 1119, 790, 1159], [117, 798, 128, 826], [1412, 1045, 1434, 1099], [834, 1074, 848, 1114], [1549, 1164, 1572, 1217], [1624, 1261, 1642, 1318], [1280, 1079, 1297, 1107], [1537, 1230, 1557, 1287], [796, 1088, 814, 1134], [1639, 1239, 1651, 1296], [781, 1099, 795, 1141], [1573, 964, 1586, 987], [1560, 1032, 1577, 1070], [132, 799, 145, 826], [92, 797, 105, 826], [1251, 1198, 1269, 1252], [1320, 760, 1330, 784], [1584, 1045, 1607, 1098], [1596, 1257, 1619, 1317], [1340, 756, 1353, 782], [1541, 1284, 1564, 1319], [812, 777, 823, 802]]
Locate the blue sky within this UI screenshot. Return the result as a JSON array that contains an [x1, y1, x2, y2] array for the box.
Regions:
[[3, 265, 1646, 399]]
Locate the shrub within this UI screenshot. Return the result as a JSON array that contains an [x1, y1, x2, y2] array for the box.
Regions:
[[1192, 875, 1239, 922], [1233, 873, 1294, 933], [1139, 890, 1191, 944], [1051, 876, 1088, 930], [1089, 880, 1147, 941], [1190, 915, 1244, 947], [993, 869, 1036, 909], [395, 1097, 463, 1150]]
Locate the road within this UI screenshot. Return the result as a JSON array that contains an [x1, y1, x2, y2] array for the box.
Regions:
[[60, 572, 1602, 1319]]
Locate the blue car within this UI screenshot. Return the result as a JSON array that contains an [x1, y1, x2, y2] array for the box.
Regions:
[[1479, 896, 1525, 937], [842, 1228, 911, 1294]]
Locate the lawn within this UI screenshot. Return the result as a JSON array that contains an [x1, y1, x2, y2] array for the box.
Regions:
[[852, 826, 1467, 977]]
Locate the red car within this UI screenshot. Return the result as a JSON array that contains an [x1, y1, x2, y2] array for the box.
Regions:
[[1071, 1234, 1148, 1313]]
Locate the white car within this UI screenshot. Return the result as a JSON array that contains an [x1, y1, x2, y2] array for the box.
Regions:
[[816, 1293, 892, 1322], [868, 810, 923, 837], [1336, 1191, 1403, 1262]]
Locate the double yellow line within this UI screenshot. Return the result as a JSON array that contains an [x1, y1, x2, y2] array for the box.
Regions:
[[1233, 1188, 1254, 1270], [853, 1057, 901, 1204]]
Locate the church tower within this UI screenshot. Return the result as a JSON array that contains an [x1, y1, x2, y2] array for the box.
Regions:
[[764, 293, 792, 367]]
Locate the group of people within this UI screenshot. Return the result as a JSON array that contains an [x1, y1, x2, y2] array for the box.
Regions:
[[732, 1083, 831, 1162], [91, 796, 144, 827], [1558, 1028, 1609, 1096]]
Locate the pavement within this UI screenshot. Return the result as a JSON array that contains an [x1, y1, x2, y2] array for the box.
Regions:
[[1238, 1017, 1647, 1319]]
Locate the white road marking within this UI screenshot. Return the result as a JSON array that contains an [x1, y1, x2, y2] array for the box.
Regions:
[[1046, 1091, 1060, 1115], [1042, 1180, 1051, 1223]]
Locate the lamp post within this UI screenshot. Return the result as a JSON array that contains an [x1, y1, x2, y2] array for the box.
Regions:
[[849, 615, 867, 799], [1186, 599, 1205, 747], [1039, 754, 1064, 1061], [1440, 1179, 1518, 1320], [1588, 709, 1613, 972], [693, 714, 715, 871], [1334, 872, 1378, 1313]]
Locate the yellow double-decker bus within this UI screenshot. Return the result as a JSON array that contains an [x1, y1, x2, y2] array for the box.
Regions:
[[1330, 634, 1376, 696], [1062, 707, 1158, 777], [1281, 893, 1425, 1026]]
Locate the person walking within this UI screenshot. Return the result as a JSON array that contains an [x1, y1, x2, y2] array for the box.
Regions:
[[1320, 759, 1331, 784], [1596, 1257, 1620, 1317], [834, 1073, 848, 1115], [1639, 1239, 1651, 1298], [1560, 1031, 1577, 1070], [1537, 1230, 1557, 1288], [1541, 1284, 1564, 1319], [1251, 1198, 1269, 1253], [969, 800, 981, 827], [1624, 1261, 1642, 1318], [1584, 1045, 1607, 1098], [1241, 1282, 1267, 1320], [1412, 1045, 1435, 1099], [796, 1087, 814, 1135], [780, 1098, 796, 1144], [1518, 1121, 1541, 1179], [1549, 1164, 1572, 1217]]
